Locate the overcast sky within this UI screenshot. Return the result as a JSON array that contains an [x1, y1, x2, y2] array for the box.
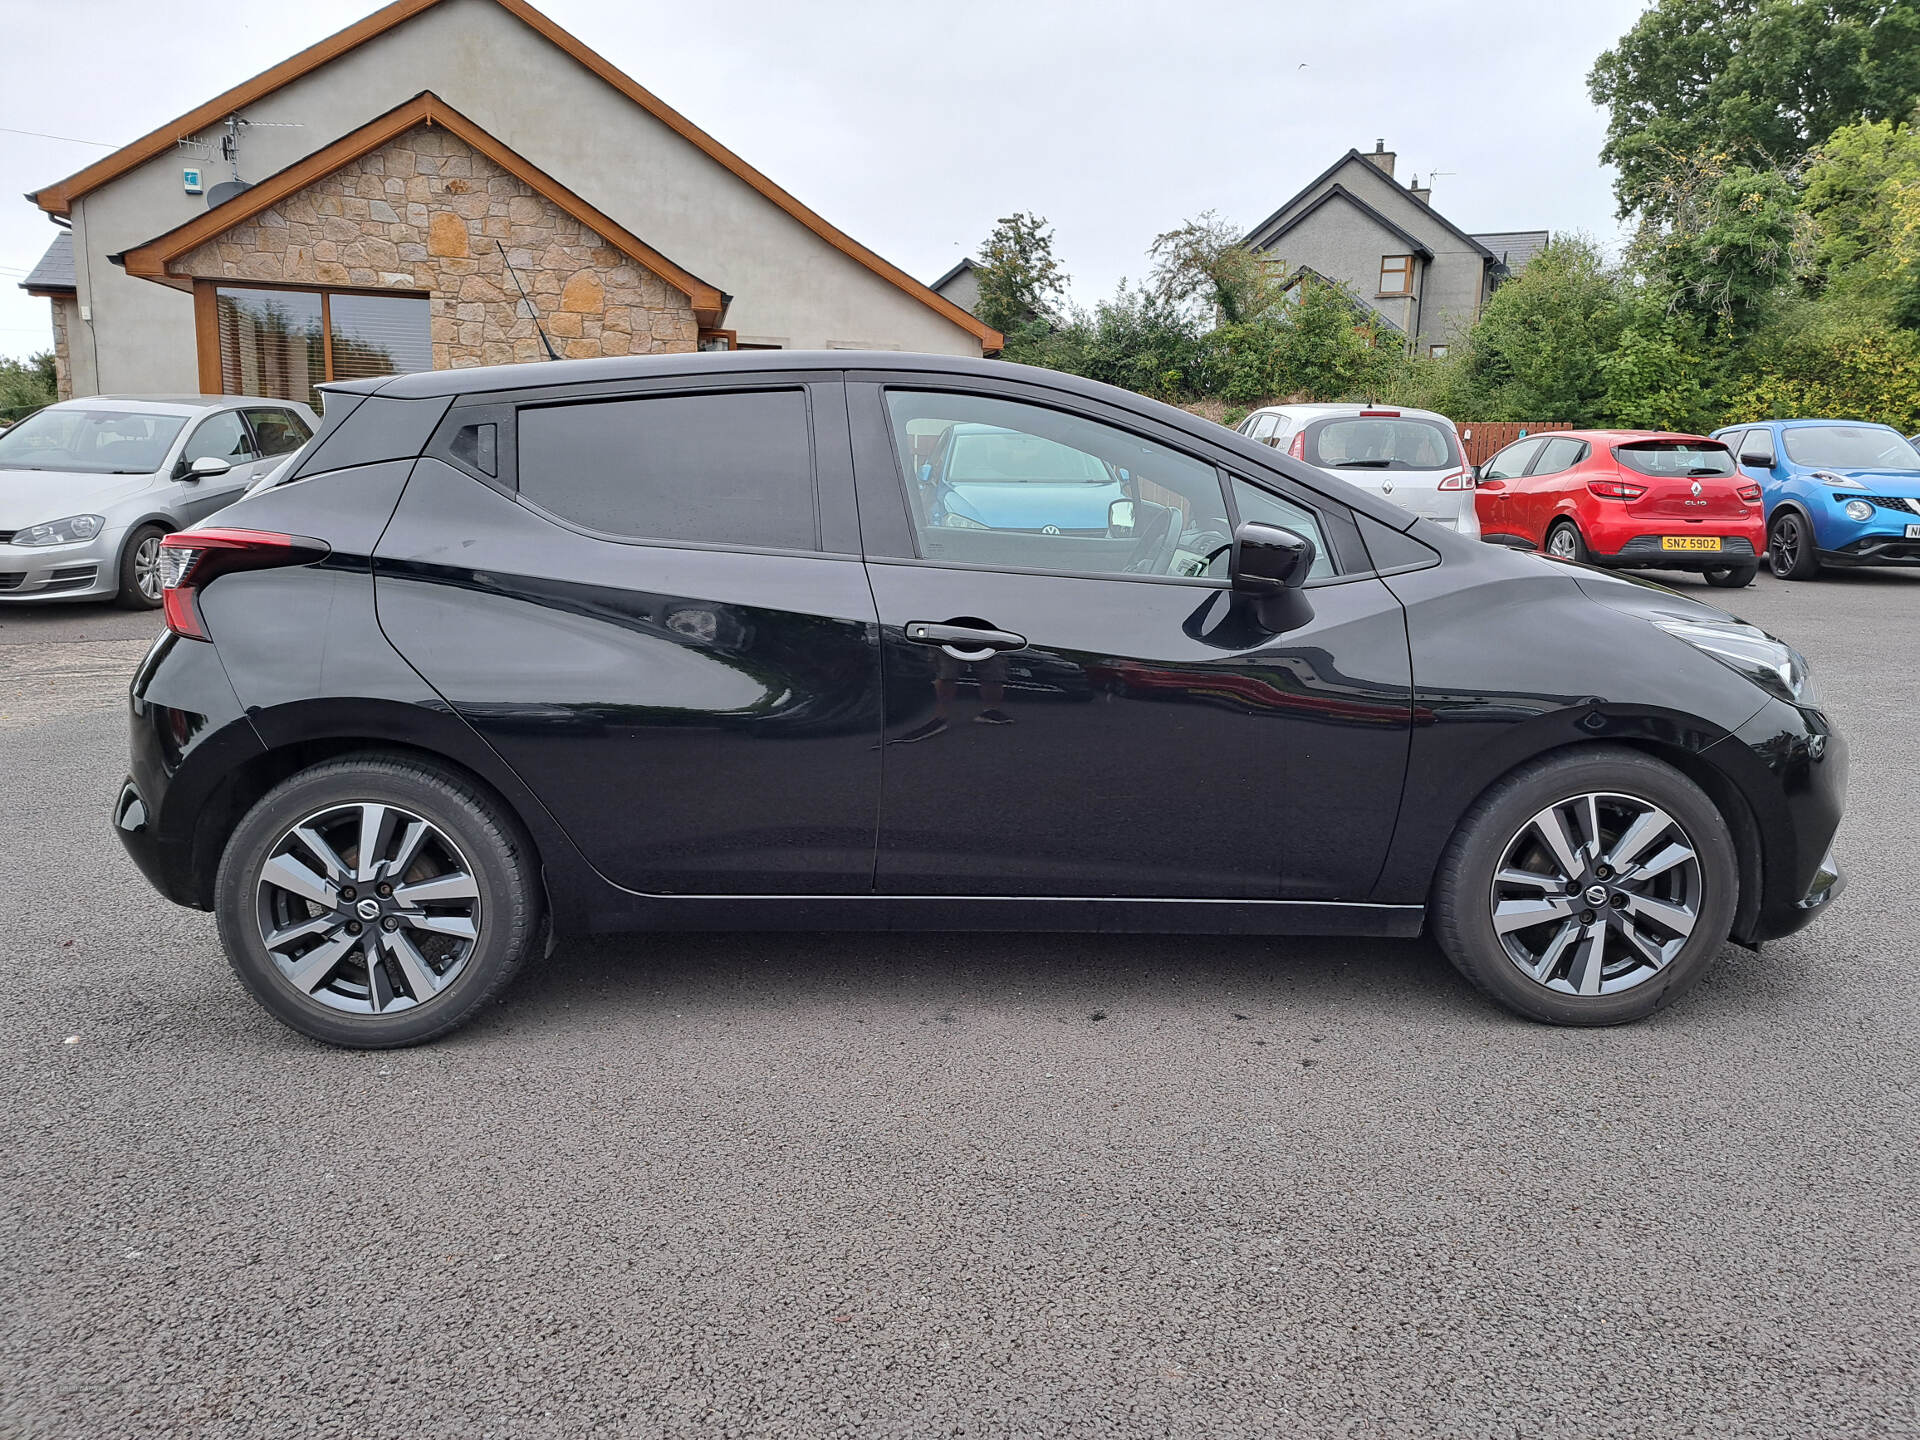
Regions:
[[0, 0, 1647, 363]]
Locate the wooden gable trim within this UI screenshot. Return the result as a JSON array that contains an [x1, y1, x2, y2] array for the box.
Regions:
[[113, 93, 728, 328], [34, 0, 1002, 351]]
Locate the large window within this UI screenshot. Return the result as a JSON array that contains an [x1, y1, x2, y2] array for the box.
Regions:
[[516, 389, 818, 551], [214, 286, 430, 410], [1379, 255, 1414, 295]]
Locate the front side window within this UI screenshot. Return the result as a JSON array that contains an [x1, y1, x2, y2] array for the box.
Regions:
[[1481, 437, 1545, 481], [1303, 416, 1460, 471], [180, 411, 256, 471], [1379, 255, 1414, 295], [215, 286, 429, 411], [0, 408, 187, 476], [1781, 425, 1920, 471], [1230, 477, 1335, 579], [885, 390, 1232, 580], [517, 388, 817, 551], [1614, 442, 1735, 478]]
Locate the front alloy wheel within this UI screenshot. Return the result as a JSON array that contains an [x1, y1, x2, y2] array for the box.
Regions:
[[1769, 511, 1819, 580]]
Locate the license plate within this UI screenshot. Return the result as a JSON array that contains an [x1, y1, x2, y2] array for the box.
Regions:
[[1661, 535, 1723, 552], [1907, 523, 1920, 539]]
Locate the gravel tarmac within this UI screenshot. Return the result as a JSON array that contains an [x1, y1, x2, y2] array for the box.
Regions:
[[1, 571, 1915, 1439]]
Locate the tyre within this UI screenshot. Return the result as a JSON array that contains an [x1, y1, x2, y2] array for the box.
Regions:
[[115, 524, 167, 610], [1768, 510, 1820, 580], [1430, 746, 1737, 1026], [214, 754, 541, 1047], [1702, 562, 1757, 589], [1543, 520, 1589, 564]]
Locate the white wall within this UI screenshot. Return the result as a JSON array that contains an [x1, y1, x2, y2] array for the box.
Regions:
[[65, 0, 982, 394]]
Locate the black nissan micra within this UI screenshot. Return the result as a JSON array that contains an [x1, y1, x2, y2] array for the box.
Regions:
[[114, 352, 1847, 1047]]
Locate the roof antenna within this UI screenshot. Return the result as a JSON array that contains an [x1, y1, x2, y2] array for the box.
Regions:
[[497, 241, 560, 362]]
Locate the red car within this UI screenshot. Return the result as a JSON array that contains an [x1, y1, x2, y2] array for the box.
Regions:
[[1473, 430, 1766, 587]]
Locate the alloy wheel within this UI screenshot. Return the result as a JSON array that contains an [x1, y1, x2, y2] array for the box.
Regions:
[[254, 801, 481, 1015], [1488, 791, 1703, 997], [1770, 515, 1801, 574], [134, 536, 164, 602], [1545, 526, 1578, 559]]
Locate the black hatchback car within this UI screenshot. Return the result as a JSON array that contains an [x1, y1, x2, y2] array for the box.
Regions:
[[115, 353, 1847, 1047]]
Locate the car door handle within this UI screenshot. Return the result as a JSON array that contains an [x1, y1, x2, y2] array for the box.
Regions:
[[904, 621, 1027, 660]]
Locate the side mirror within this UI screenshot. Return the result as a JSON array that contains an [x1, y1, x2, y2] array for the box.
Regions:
[[184, 454, 231, 481], [1107, 498, 1136, 535], [917, 462, 934, 484], [1739, 451, 1772, 468], [1230, 520, 1315, 594]]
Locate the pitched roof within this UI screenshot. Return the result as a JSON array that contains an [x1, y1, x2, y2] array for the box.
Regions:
[[1256, 183, 1435, 262], [1277, 264, 1404, 332], [1243, 149, 1497, 262], [931, 257, 976, 291], [28, 0, 1001, 350], [111, 92, 730, 327], [1472, 230, 1551, 273], [18, 231, 75, 294]]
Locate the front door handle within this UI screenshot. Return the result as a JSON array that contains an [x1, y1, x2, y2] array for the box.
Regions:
[[904, 621, 1027, 661]]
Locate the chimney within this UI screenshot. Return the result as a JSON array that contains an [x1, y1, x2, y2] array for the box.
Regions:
[[1409, 173, 1431, 205], [1364, 139, 1396, 178]]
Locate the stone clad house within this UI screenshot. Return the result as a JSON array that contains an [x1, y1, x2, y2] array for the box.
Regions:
[[1243, 141, 1547, 356], [22, 0, 999, 405]]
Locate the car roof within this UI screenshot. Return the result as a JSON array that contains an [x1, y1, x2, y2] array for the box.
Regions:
[[1244, 402, 1458, 425], [1545, 429, 1717, 445], [53, 395, 311, 415], [1715, 417, 1902, 432]]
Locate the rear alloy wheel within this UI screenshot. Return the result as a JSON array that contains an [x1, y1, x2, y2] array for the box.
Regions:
[[1430, 746, 1737, 1025], [215, 755, 540, 1047], [1702, 562, 1757, 588], [1544, 520, 1588, 564], [1768, 511, 1820, 580], [116, 525, 167, 610]]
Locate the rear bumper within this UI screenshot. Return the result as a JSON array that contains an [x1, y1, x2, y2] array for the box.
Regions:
[[1594, 534, 1761, 571]]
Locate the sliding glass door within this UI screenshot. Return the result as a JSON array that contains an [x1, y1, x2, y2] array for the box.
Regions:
[[213, 286, 430, 408]]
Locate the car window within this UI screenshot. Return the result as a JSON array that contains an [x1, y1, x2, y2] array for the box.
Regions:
[[1781, 425, 1920, 471], [1530, 437, 1588, 475], [884, 390, 1232, 581], [516, 388, 817, 550], [181, 410, 256, 469], [1614, 441, 1735, 478], [245, 407, 312, 457], [0, 407, 187, 476], [1305, 416, 1460, 471], [1481, 437, 1545, 481], [1247, 413, 1277, 443], [1230, 477, 1335, 579]]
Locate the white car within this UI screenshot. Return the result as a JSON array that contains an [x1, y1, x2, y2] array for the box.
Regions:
[[0, 395, 316, 607], [1236, 403, 1479, 538]]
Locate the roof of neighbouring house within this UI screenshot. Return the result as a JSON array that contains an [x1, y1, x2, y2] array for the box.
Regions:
[[19, 231, 75, 294], [931, 257, 976, 291], [1471, 230, 1552, 273], [1243, 149, 1498, 263]]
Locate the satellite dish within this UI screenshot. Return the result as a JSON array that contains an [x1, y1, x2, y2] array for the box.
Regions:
[[206, 179, 252, 209]]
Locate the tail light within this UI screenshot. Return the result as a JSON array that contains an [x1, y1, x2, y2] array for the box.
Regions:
[[1288, 431, 1306, 460], [1436, 469, 1474, 491], [1737, 483, 1763, 503], [158, 528, 330, 641], [1587, 479, 1647, 500]]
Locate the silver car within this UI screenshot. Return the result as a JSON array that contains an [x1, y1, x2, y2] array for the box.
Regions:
[[1236, 402, 1479, 537], [0, 395, 315, 607]]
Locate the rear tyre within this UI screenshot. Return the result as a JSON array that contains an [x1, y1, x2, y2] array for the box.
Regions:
[[1703, 562, 1757, 589], [1768, 511, 1820, 580], [1543, 520, 1589, 564], [115, 524, 167, 610], [214, 754, 540, 1048], [1430, 746, 1737, 1027]]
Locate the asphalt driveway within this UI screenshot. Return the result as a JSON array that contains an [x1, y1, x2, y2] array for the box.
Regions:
[[2, 569, 1915, 1439]]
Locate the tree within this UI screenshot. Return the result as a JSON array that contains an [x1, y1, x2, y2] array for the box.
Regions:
[[972, 212, 1068, 340], [1146, 212, 1278, 324], [1632, 159, 1801, 329], [1589, 0, 1920, 221], [1801, 116, 1920, 324], [0, 351, 57, 423]]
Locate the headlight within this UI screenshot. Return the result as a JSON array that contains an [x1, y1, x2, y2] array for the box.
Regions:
[[1810, 470, 1865, 489], [1652, 616, 1817, 708], [1844, 499, 1874, 523], [941, 513, 988, 530], [10, 514, 105, 546]]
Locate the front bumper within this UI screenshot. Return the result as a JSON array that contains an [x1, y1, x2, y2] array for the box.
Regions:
[[1817, 535, 1920, 568], [0, 529, 121, 602]]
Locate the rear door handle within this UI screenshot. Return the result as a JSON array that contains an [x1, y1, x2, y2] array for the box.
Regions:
[[904, 621, 1028, 660]]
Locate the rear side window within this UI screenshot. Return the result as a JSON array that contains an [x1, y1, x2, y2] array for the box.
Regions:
[[1304, 416, 1460, 471], [1530, 436, 1589, 475], [1614, 442, 1735, 478], [245, 407, 311, 457], [517, 389, 817, 550]]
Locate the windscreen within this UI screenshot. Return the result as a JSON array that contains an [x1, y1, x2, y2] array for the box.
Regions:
[[0, 408, 186, 475], [1613, 442, 1735, 478], [1781, 425, 1920, 471], [1304, 416, 1459, 471], [944, 428, 1113, 483]]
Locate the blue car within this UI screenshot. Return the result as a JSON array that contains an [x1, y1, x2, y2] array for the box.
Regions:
[[917, 423, 1126, 533], [1711, 419, 1920, 579]]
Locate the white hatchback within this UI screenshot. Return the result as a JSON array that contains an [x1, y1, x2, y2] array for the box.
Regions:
[[1236, 403, 1479, 538]]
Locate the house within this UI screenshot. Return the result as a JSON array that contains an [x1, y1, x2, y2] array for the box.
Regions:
[[1242, 141, 1547, 356], [19, 0, 1000, 406], [930, 257, 980, 316]]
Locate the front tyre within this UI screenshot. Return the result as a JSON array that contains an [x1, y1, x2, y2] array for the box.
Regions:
[[115, 524, 167, 610], [1430, 746, 1737, 1026], [1703, 562, 1757, 589], [1768, 511, 1820, 580], [214, 755, 540, 1048]]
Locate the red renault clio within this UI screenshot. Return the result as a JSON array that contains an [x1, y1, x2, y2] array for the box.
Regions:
[[1474, 430, 1766, 587]]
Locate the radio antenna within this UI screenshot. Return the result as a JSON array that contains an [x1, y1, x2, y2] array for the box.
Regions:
[[497, 241, 560, 362]]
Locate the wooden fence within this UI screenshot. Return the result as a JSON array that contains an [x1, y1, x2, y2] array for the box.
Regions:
[[1455, 421, 1575, 465]]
